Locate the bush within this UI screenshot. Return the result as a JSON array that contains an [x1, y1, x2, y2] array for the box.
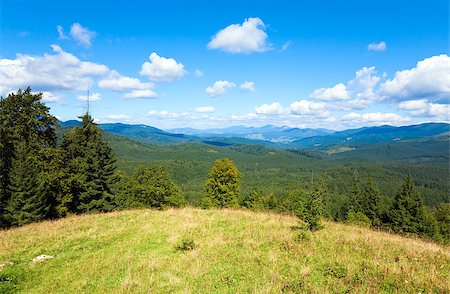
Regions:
[[347, 211, 372, 227]]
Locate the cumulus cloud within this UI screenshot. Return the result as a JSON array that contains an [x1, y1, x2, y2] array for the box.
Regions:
[[41, 91, 62, 103], [398, 99, 450, 119], [77, 92, 101, 101], [378, 54, 450, 103], [140, 52, 186, 82], [195, 106, 215, 113], [342, 111, 410, 126], [240, 81, 255, 92], [70, 23, 96, 48], [255, 102, 287, 115], [0, 44, 108, 95], [206, 80, 236, 97], [99, 70, 157, 98], [368, 41, 387, 51], [124, 89, 158, 99], [208, 17, 270, 53], [310, 83, 350, 101], [289, 100, 329, 116]]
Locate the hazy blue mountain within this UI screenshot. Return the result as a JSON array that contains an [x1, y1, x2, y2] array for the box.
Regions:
[[59, 121, 449, 149], [168, 125, 334, 143], [291, 123, 450, 148]]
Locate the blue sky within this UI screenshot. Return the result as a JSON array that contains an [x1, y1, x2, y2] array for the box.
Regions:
[[0, 0, 448, 130]]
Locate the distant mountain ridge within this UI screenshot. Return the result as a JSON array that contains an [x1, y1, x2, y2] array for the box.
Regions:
[[59, 120, 449, 149]]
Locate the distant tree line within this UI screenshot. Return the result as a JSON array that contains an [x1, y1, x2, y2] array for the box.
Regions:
[[1, 88, 448, 244]]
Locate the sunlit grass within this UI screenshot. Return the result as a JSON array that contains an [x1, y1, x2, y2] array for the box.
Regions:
[[0, 208, 448, 293]]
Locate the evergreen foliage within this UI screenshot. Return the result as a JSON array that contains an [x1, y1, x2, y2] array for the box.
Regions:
[[0, 88, 57, 227], [361, 177, 382, 225], [203, 158, 241, 208], [387, 175, 427, 235], [61, 113, 118, 213]]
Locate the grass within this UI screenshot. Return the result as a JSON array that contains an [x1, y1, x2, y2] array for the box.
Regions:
[[0, 208, 449, 293]]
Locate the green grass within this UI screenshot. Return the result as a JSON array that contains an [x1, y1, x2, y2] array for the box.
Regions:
[[1, 208, 448, 293]]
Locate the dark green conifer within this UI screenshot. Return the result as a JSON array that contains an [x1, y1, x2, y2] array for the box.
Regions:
[[388, 175, 427, 234], [62, 113, 118, 213], [362, 177, 381, 225]]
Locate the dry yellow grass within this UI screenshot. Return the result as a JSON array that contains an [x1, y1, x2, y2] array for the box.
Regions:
[[0, 207, 449, 293]]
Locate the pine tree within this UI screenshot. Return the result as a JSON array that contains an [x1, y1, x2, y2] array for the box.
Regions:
[[361, 177, 381, 225], [62, 113, 118, 213], [345, 173, 363, 219], [5, 142, 50, 225], [0, 88, 58, 227], [303, 181, 324, 231], [388, 175, 427, 235], [204, 158, 241, 208]]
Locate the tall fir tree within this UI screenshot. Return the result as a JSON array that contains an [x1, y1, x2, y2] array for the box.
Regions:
[[388, 175, 427, 235], [0, 88, 58, 227], [62, 113, 118, 213], [345, 173, 363, 217], [361, 177, 382, 225]]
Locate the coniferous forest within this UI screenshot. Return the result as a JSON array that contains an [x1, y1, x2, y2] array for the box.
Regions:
[[0, 89, 449, 243]]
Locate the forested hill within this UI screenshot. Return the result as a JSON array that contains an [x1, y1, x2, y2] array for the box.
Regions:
[[99, 130, 450, 209], [59, 120, 450, 148]]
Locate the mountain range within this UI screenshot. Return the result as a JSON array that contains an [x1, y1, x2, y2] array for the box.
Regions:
[[59, 120, 450, 150]]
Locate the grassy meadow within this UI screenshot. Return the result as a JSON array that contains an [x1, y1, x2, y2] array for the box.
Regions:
[[0, 208, 448, 293]]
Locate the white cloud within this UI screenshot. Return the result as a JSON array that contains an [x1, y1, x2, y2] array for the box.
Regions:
[[208, 17, 270, 53], [310, 83, 350, 101], [195, 106, 215, 113], [41, 91, 62, 103], [194, 69, 204, 77], [0, 44, 108, 95], [70, 23, 96, 48], [255, 102, 287, 115], [140, 52, 186, 82], [429, 103, 450, 118], [99, 70, 154, 91], [368, 41, 387, 51], [348, 66, 381, 92], [77, 92, 101, 101], [342, 112, 410, 126], [378, 54, 450, 103], [147, 110, 179, 118], [124, 89, 158, 99], [289, 100, 328, 115], [240, 81, 255, 92], [57, 25, 67, 40], [398, 99, 450, 119], [398, 99, 428, 111], [206, 80, 236, 97]]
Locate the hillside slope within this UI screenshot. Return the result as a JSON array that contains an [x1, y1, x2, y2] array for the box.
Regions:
[[0, 208, 448, 293]]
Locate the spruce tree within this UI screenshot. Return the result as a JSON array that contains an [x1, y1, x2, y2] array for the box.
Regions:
[[348, 173, 363, 214], [303, 181, 324, 231], [362, 177, 381, 225], [62, 113, 118, 213], [0, 88, 58, 227], [5, 142, 50, 225], [388, 175, 427, 235], [203, 158, 241, 208]]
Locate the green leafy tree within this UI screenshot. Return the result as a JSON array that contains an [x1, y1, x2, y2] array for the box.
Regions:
[[388, 175, 427, 235], [62, 113, 118, 213], [204, 158, 241, 208], [116, 165, 185, 209]]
